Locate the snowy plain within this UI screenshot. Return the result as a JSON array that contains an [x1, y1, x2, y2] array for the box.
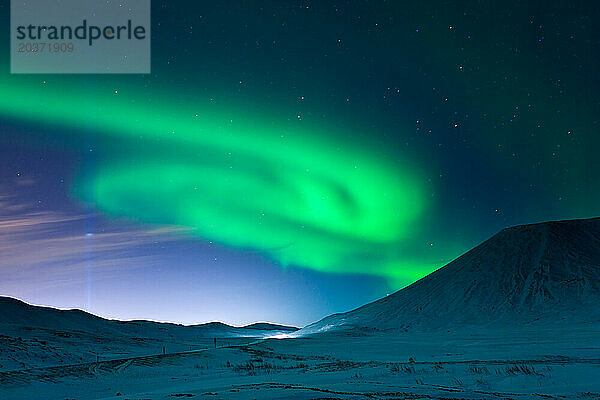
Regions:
[[2, 325, 600, 399]]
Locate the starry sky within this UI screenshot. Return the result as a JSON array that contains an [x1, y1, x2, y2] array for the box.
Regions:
[[1, 1, 599, 327]]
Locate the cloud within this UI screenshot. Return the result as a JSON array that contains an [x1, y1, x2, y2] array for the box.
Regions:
[[14, 177, 38, 187], [0, 194, 29, 212], [0, 195, 193, 292], [0, 212, 85, 229]]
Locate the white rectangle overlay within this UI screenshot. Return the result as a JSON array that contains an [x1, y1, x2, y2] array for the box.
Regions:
[[11, 0, 151, 74]]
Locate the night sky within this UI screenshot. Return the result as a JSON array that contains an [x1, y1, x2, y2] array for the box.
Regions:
[[1, 1, 598, 327]]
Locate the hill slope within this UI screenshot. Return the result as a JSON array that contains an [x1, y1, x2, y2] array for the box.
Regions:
[[0, 296, 298, 371], [299, 217, 600, 335], [0, 296, 298, 337]]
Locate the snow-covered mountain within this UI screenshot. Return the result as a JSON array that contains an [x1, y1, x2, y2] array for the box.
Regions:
[[0, 296, 298, 370], [298, 217, 600, 335]]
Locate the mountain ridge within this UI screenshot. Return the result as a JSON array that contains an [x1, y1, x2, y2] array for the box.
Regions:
[[298, 217, 600, 335], [0, 296, 299, 334]]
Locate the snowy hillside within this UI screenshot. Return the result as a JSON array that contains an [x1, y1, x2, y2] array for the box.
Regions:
[[0, 296, 297, 371], [0, 296, 298, 337], [299, 217, 600, 335]]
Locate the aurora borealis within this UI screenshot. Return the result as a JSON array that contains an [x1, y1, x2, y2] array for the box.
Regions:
[[1, 1, 599, 326], [0, 75, 428, 283]]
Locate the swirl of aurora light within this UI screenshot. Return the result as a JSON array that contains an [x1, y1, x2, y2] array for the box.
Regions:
[[0, 77, 429, 284]]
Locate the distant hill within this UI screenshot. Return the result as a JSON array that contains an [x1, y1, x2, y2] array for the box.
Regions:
[[298, 217, 600, 335], [243, 322, 299, 331], [0, 296, 298, 338], [0, 297, 300, 371]]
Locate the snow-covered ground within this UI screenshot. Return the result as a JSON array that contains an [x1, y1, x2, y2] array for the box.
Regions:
[[2, 326, 600, 399]]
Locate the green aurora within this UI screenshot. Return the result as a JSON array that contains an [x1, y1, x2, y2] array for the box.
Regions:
[[0, 76, 441, 285]]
